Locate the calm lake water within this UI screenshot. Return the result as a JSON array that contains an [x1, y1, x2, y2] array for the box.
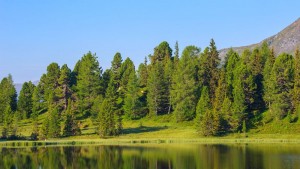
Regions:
[[1, 143, 300, 169]]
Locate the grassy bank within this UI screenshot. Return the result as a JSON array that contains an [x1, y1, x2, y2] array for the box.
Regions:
[[1, 112, 300, 147]]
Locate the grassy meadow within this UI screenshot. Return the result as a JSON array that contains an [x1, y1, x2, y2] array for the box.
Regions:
[[1, 110, 300, 146]]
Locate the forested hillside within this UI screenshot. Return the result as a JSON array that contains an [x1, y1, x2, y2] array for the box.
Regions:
[[1, 39, 300, 140]]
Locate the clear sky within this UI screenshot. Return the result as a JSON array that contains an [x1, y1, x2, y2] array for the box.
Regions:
[[0, 0, 299, 83]]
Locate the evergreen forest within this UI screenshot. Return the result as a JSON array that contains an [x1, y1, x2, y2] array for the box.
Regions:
[[1, 39, 300, 139]]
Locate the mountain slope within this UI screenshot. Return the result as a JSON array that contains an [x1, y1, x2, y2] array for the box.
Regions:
[[219, 18, 300, 58]]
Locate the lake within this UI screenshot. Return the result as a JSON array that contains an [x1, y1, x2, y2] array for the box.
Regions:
[[0, 143, 300, 169]]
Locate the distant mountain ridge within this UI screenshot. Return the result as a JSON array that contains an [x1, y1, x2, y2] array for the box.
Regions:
[[219, 18, 300, 58]]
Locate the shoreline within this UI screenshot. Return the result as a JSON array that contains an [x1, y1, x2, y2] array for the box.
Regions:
[[2, 137, 300, 147]]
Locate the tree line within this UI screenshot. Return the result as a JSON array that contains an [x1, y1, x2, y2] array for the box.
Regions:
[[1, 39, 300, 139]]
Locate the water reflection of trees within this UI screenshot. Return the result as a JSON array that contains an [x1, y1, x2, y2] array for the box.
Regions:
[[0, 144, 300, 169]]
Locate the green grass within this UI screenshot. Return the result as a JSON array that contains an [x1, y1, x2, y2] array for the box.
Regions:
[[2, 111, 300, 146]]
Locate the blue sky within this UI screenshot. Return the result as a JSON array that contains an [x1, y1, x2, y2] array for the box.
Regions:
[[0, 0, 299, 83]]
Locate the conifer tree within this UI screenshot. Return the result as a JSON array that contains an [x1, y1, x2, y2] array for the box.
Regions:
[[0, 75, 17, 123], [171, 46, 200, 121], [270, 53, 294, 119], [63, 99, 81, 136], [293, 49, 300, 115], [263, 48, 275, 109], [123, 69, 142, 119], [44, 63, 60, 106], [225, 49, 240, 99], [76, 52, 102, 115], [48, 106, 61, 138], [249, 48, 265, 112], [208, 39, 220, 100], [147, 41, 172, 115], [18, 81, 35, 119], [147, 61, 166, 115], [98, 80, 120, 136], [196, 86, 211, 123], [57, 64, 72, 112]]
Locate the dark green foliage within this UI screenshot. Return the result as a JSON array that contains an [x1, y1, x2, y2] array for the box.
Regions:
[[76, 52, 102, 116], [3, 40, 300, 139], [172, 46, 200, 121], [263, 48, 275, 108], [150, 41, 172, 64], [198, 39, 220, 101], [147, 42, 172, 116], [63, 100, 81, 136], [270, 53, 294, 119], [0, 75, 17, 123], [225, 49, 240, 99], [199, 110, 221, 136], [48, 107, 61, 138], [18, 81, 35, 119], [249, 48, 265, 112], [293, 49, 300, 113], [44, 63, 60, 105], [123, 69, 142, 119], [147, 62, 166, 115], [57, 64, 72, 112], [97, 53, 126, 137]]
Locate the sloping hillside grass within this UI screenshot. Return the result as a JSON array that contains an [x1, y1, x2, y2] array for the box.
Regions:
[[1, 110, 300, 141]]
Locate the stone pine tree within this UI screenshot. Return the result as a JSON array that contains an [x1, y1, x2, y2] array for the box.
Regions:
[[211, 69, 227, 135], [0, 75, 17, 124], [293, 49, 300, 117], [47, 94, 61, 138], [123, 68, 142, 119], [249, 48, 265, 112], [263, 48, 275, 109], [76, 52, 102, 116], [195, 86, 211, 132], [44, 63, 60, 107], [270, 53, 294, 119], [137, 58, 148, 115], [207, 39, 220, 100], [147, 62, 165, 116], [225, 49, 240, 100], [63, 99, 81, 136], [98, 80, 120, 137], [119, 57, 135, 113], [57, 64, 72, 112], [17, 81, 35, 119], [171, 46, 200, 121], [198, 39, 220, 102], [110, 53, 123, 115], [147, 41, 172, 116]]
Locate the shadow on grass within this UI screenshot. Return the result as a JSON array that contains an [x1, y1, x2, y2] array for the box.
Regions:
[[122, 126, 168, 135]]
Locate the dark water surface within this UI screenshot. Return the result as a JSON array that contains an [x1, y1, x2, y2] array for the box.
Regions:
[[1, 143, 300, 169]]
